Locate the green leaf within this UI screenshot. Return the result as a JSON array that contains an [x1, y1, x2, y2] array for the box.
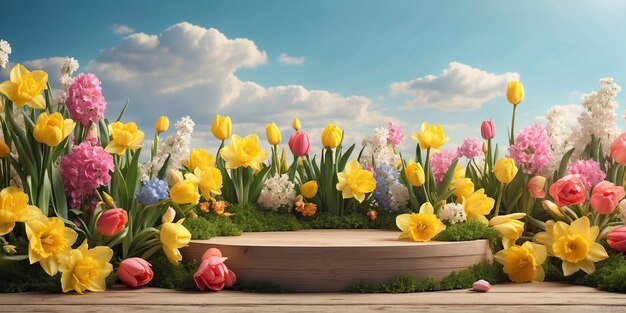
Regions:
[[338, 144, 355, 170], [98, 118, 110, 148], [437, 160, 459, 195], [558, 148, 576, 178], [249, 166, 271, 203], [115, 100, 129, 122], [157, 154, 172, 180]]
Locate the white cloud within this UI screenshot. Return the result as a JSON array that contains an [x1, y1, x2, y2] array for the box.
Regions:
[[278, 53, 305, 65], [0, 57, 70, 85], [390, 62, 520, 111], [112, 24, 135, 35]]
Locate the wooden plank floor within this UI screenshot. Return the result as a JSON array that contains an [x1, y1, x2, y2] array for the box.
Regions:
[[0, 282, 624, 312]]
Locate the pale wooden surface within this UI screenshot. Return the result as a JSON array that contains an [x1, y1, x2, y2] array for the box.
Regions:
[[1, 282, 624, 312], [181, 230, 492, 292]]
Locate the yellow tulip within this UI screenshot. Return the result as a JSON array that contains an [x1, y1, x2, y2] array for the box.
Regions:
[[266, 123, 282, 145], [507, 81, 524, 105], [0, 186, 41, 235], [33, 112, 75, 147], [451, 177, 474, 200], [154, 116, 169, 133], [160, 218, 192, 265], [0, 64, 48, 109], [321, 124, 342, 149], [26, 215, 78, 276], [462, 189, 495, 224], [336, 160, 376, 203], [493, 157, 518, 184], [489, 213, 526, 249], [292, 117, 301, 131], [181, 148, 214, 172], [495, 241, 547, 283], [300, 180, 318, 198], [211, 114, 232, 141], [396, 202, 446, 242], [0, 140, 10, 157], [185, 167, 223, 201], [105, 121, 144, 155], [404, 160, 425, 187], [219, 134, 269, 171], [169, 180, 200, 205], [411, 122, 449, 150], [541, 200, 564, 217], [58, 240, 113, 294], [162, 207, 176, 224]]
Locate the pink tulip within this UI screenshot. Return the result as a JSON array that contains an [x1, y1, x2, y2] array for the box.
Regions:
[[472, 279, 491, 292], [528, 176, 546, 198], [118, 258, 154, 288], [96, 208, 128, 236], [607, 226, 626, 252], [611, 132, 626, 165], [590, 181, 625, 214], [549, 175, 586, 208], [480, 119, 496, 140], [288, 131, 310, 156], [194, 248, 237, 291]]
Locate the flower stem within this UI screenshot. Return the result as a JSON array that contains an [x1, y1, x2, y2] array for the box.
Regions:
[[494, 182, 504, 216], [509, 104, 518, 145]]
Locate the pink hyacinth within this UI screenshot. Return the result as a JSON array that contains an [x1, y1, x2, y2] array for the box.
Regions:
[[507, 124, 551, 175], [431, 149, 459, 184], [387, 121, 404, 148], [66, 73, 107, 126], [60, 141, 115, 208], [567, 159, 606, 190], [457, 137, 482, 159]]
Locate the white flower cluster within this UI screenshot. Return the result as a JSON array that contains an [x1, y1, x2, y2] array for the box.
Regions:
[[0, 39, 10, 68], [53, 57, 80, 105], [360, 127, 400, 168], [140, 116, 195, 181], [388, 183, 409, 211], [568, 78, 622, 160], [258, 174, 296, 212], [438, 203, 466, 224], [545, 105, 570, 174], [619, 200, 626, 224]]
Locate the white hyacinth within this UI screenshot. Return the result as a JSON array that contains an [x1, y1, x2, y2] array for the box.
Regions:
[[389, 183, 409, 211], [438, 203, 466, 224], [0, 39, 11, 68], [53, 57, 80, 105], [360, 127, 400, 168], [258, 174, 296, 212], [140, 116, 195, 181], [545, 105, 570, 174]]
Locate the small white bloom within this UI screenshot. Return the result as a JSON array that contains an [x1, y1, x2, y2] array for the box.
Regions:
[[438, 203, 466, 224], [140, 116, 195, 181], [0, 39, 11, 68], [258, 174, 296, 211]]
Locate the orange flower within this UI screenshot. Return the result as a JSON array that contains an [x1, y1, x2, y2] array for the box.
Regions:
[[294, 196, 305, 213], [301, 203, 317, 216], [367, 210, 378, 221], [211, 201, 234, 216], [189, 211, 198, 219], [198, 202, 210, 213]]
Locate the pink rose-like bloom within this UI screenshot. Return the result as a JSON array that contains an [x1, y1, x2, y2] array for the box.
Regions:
[[611, 132, 626, 165], [288, 131, 310, 156], [66, 73, 107, 126], [194, 248, 237, 291], [507, 124, 551, 175], [60, 141, 115, 208], [457, 137, 482, 159], [387, 121, 404, 148], [567, 159, 606, 190], [431, 150, 459, 184], [97, 208, 128, 236], [607, 226, 626, 252], [590, 181, 625, 214], [118, 258, 154, 288], [549, 175, 586, 208], [528, 175, 546, 198], [480, 119, 496, 140]]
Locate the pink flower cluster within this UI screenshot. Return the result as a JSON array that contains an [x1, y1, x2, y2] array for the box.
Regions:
[[60, 141, 115, 208], [387, 121, 404, 148], [507, 124, 551, 175], [567, 159, 606, 190], [66, 73, 107, 126], [457, 137, 482, 159], [431, 149, 459, 183]]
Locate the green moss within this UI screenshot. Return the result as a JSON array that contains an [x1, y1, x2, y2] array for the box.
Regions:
[[435, 222, 502, 251], [230, 203, 302, 232], [148, 253, 198, 291]]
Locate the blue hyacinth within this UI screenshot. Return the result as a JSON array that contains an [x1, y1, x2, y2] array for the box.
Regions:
[[374, 165, 399, 210], [136, 178, 170, 206]]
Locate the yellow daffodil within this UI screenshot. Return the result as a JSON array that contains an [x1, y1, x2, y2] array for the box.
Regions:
[[396, 202, 446, 242], [495, 241, 547, 283], [26, 215, 78, 276], [160, 218, 192, 265], [336, 160, 376, 203], [451, 177, 474, 200], [507, 81, 524, 105], [185, 167, 222, 201], [33, 112, 75, 147], [0, 186, 41, 235], [58, 240, 113, 294], [535, 217, 608, 276], [489, 213, 526, 249], [0, 140, 11, 157], [266, 123, 281, 145], [404, 160, 425, 187], [321, 124, 342, 148], [0, 64, 48, 109], [292, 117, 301, 131], [182, 148, 214, 172], [462, 188, 495, 224], [105, 121, 144, 155], [154, 116, 169, 133], [211, 114, 232, 141], [219, 134, 269, 171], [169, 180, 200, 205], [300, 180, 318, 198], [411, 122, 449, 150], [493, 157, 518, 184]]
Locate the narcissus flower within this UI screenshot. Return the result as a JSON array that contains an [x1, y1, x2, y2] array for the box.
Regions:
[[0, 186, 40, 235], [462, 189, 495, 224], [396, 202, 446, 242], [300, 180, 318, 198], [182, 148, 214, 172], [489, 213, 526, 249], [404, 160, 425, 187], [211, 114, 231, 141], [336, 160, 376, 203], [493, 157, 518, 184], [0, 64, 48, 109], [266, 123, 281, 145], [412, 122, 449, 150], [58, 240, 113, 294], [105, 121, 144, 155], [185, 167, 223, 202], [33, 112, 75, 147], [160, 219, 192, 265], [154, 116, 169, 133], [26, 215, 78, 276], [507, 81, 524, 105], [169, 180, 200, 205], [495, 241, 547, 283], [219, 134, 269, 171], [321, 124, 342, 148]]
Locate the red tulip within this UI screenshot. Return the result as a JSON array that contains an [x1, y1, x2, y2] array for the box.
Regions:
[[480, 119, 496, 140], [118, 258, 153, 288], [96, 208, 128, 236], [288, 131, 310, 156], [607, 226, 626, 252], [548, 175, 586, 208]]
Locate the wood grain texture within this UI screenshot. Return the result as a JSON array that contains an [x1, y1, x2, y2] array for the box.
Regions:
[[180, 229, 492, 292]]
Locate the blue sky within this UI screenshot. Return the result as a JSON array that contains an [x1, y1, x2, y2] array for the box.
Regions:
[[2, 0, 626, 153]]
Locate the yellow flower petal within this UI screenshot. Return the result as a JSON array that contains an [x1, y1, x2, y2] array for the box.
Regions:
[[586, 242, 609, 262], [28, 94, 46, 110]]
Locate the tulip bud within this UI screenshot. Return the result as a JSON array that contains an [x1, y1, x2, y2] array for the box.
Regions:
[[96, 208, 128, 237], [300, 180, 318, 198], [405, 160, 425, 187], [211, 114, 232, 141], [162, 207, 176, 223], [542, 200, 564, 217], [266, 123, 281, 146], [118, 258, 154, 288], [292, 117, 301, 131], [321, 124, 342, 149], [288, 131, 310, 156], [0, 140, 10, 158], [155, 116, 169, 133], [527, 176, 546, 198], [168, 169, 184, 186], [482, 142, 488, 154], [506, 81, 524, 105], [607, 226, 626, 252], [493, 157, 518, 184], [102, 191, 116, 207], [480, 119, 496, 140]]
